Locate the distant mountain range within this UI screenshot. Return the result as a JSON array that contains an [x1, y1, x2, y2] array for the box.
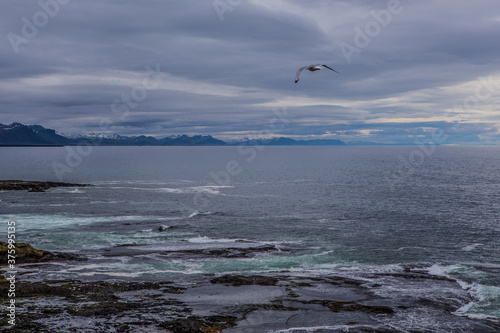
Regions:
[[0, 123, 71, 146], [0, 122, 345, 146]]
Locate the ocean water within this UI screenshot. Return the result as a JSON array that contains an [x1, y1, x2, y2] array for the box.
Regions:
[[1, 146, 500, 323]]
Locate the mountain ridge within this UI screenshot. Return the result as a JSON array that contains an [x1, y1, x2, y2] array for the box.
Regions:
[[0, 123, 345, 146]]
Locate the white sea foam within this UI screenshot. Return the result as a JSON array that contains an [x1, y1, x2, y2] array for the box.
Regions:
[[461, 261, 500, 269], [461, 243, 483, 251], [191, 185, 232, 194], [157, 185, 232, 195], [66, 264, 102, 271], [188, 211, 200, 218], [394, 246, 428, 251], [187, 211, 214, 218], [78, 271, 146, 278], [426, 263, 489, 285], [65, 259, 204, 277], [90, 200, 120, 204], [185, 236, 285, 247], [157, 187, 183, 193], [454, 283, 500, 319], [187, 236, 240, 244], [427, 263, 465, 278], [66, 258, 206, 277], [270, 324, 377, 333], [426, 264, 500, 320], [50, 188, 86, 194], [0, 214, 169, 232], [48, 204, 77, 207], [283, 263, 405, 286]]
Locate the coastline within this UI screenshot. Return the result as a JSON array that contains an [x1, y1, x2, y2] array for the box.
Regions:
[[1, 243, 500, 332]]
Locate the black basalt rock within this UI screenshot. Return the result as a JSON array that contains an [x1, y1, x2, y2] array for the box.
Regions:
[[0, 180, 91, 192]]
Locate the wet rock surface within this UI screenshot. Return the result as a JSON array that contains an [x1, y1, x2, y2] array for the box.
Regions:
[[159, 316, 238, 333], [0, 242, 82, 265], [102, 243, 287, 260], [210, 275, 280, 286], [1, 245, 500, 332], [1, 272, 499, 332]]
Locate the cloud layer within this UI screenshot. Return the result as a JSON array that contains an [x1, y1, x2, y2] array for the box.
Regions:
[[1, 0, 499, 144]]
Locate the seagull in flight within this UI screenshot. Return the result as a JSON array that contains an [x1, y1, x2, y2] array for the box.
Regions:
[[295, 64, 339, 83]]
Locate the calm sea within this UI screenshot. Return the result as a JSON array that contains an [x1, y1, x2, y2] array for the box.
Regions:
[[1, 146, 500, 323]]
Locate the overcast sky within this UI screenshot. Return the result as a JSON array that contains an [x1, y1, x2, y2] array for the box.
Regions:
[[1, 0, 499, 144]]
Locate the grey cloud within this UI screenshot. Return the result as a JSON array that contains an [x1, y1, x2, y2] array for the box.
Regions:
[[0, 0, 499, 144]]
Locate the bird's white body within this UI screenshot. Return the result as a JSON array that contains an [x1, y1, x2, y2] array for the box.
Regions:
[[306, 65, 322, 71], [295, 64, 338, 83]]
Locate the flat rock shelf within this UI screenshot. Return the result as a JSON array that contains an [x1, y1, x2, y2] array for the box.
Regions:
[[1, 243, 500, 333]]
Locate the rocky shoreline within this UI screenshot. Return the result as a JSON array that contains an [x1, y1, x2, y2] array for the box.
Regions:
[[0, 180, 91, 193], [2, 244, 500, 332], [0, 242, 81, 266]]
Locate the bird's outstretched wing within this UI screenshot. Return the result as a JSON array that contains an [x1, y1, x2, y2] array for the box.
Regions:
[[321, 64, 339, 73], [295, 66, 309, 83]]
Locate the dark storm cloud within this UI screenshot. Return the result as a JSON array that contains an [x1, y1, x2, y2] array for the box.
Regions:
[[0, 0, 499, 143]]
